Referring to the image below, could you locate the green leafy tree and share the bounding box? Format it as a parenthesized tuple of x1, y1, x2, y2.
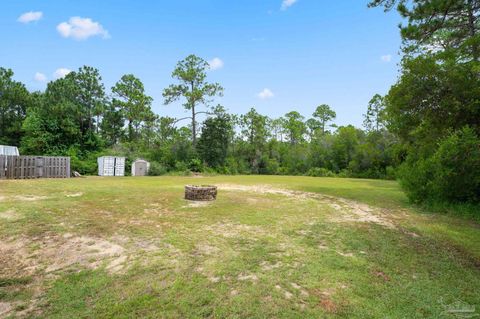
(112, 74, 154, 142)
(239, 108, 269, 172)
(100, 102, 124, 146)
(332, 125, 362, 171)
(369, 0, 480, 61)
(270, 117, 286, 142)
(197, 108, 234, 167)
(21, 80, 82, 155)
(306, 118, 321, 140)
(313, 104, 336, 134)
(363, 94, 386, 132)
(283, 111, 306, 145)
(0, 68, 31, 146)
(163, 55, 223, 146)
(72, 66, 106, 133)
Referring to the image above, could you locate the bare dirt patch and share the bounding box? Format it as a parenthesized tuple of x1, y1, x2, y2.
(183, 201, 211, 208)
(238, 273, 258, 281)
(204, 222, 267, 239)
(42, 235, 126, 273)
(0, 209, 20, 220)
(260, 261, 282, 271)
(65, 192, 83, 198)
(195, 243, 220, 256)
(14, 195, 49, 202)
(217, 183, 396, 229)
(0, 302, 13, 317)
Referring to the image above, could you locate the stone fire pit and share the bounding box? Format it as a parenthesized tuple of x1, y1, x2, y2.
(185, 185, 217, 201)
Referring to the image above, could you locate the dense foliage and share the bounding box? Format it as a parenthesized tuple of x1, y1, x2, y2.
(370, 0, 480, 207)
(0, 61, 398, 179)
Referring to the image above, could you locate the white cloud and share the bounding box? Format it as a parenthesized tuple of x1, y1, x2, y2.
(18, 11, 43, 24)
(208, 57, 224, 71)
(380, 54, 392, 62)
(57, 17, 110, 40)
(281, 0, 298, 10)
(257, 88, 274, 100)
(34, 72, 47, 83)
(54, 68, 72, 79)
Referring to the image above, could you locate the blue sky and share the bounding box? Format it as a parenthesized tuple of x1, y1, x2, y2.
(1, 0, 402, 127)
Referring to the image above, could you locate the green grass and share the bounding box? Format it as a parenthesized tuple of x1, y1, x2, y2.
(0, 176, 479, 318)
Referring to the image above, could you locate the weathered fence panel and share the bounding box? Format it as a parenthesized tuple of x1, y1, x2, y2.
(0, 156, 70, 180)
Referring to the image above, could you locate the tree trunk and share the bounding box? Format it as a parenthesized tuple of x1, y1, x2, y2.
(191, 81, 197, 147)
(192, 104, 196, 146)
(128, 120, 133, 142)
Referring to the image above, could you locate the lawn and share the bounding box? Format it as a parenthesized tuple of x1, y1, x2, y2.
(0, 176, 479, 318)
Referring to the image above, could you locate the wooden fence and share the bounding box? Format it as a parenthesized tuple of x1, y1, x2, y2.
(0, 156, 70, 179)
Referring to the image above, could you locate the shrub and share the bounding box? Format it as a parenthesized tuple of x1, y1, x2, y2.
(399, 126, 480, 204)
(306, 167, 335, 177)
(174, 161, 188, 172)
(430, 127, 480, 202)
(188, 158, 204, 172)
(385, 166, 397, 180)
(148, 162, 168, 176)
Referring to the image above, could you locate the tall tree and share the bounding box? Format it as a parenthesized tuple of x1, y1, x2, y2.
(313, 104, 336, 134)
(197, 108, 234, 167)
(369, 0, 480, 61)
(240, 108, 269, 171)
(283, 111, 306, 145)
(72, 66, 106, 133)
(306, 118, 321, 140)
(100, 101, 124, 146)
(112, 74, 154, 142)
(363, 94, 386, 132)
(163, 55, 223, 146)
(270, 117, 286, 142)
(0, 68, 30, 146)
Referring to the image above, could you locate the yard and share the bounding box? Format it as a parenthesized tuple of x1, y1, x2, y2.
(0, 176, 479, 318)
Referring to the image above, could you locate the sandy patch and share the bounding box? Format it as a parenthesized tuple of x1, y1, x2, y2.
(260, 261, 282, 271)
(65, 192, 83, 198)
(0, 302, 13, 317)
(0, 234, 127, 277)
(0, 209, 20, 220)
(217, 183, 396, 229)
(14, 195, 48, 202)
(291, 282, 309, 296)
(204, 222, 267, 239)
(218, 184, 305, 198)
(195, 243, 220, 256)
(43, 235, 126, 273)
(238, 273, 258, 281)
(330, 199, 395, 229)
(336, 251, 354, 257)
(183, 201, 211, 208)
(275, 285, 293, 299)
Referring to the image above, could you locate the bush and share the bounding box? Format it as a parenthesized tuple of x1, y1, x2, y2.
(306, 167, 335, 177)
(337, 169, 352, 178)
(174, 161, 188, 172)
(188, 158, 204, 172)
(66, 148, 100, 175)
(399, 127, 480, 204)
(148, 162, 168, 176)
(385, 166, 397, 180)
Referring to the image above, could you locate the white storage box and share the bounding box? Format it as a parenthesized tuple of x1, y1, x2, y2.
(97, 156, 125, 176)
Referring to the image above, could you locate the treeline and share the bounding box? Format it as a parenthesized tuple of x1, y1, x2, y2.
(0, 62, 398, 179)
